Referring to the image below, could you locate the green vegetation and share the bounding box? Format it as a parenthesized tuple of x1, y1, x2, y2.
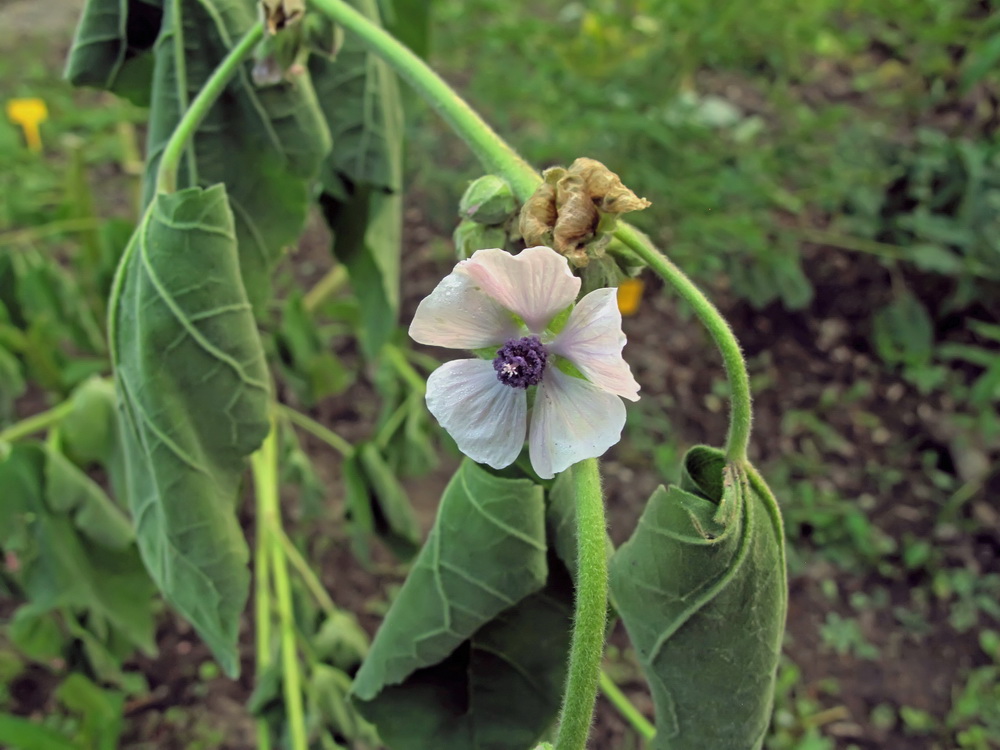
(0, 0, 997, 748)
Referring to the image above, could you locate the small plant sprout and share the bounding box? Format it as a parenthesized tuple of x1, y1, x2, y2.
(410, 246, 640, 478)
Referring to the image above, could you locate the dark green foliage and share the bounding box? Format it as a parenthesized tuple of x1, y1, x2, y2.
(110, 185, 271, 676)
(311, 0, 404, 358)
(610, 447, 787, 750)
(351, 460, 574, 750)
(0, 443, 156, 663)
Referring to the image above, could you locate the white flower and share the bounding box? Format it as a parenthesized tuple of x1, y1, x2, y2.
(409, 246, 640, 479)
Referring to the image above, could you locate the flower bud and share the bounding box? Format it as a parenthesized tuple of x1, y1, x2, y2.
(458, 175, 516, 226)
(453, 219, 508, 260)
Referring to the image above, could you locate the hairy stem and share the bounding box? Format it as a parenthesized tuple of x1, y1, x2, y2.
(555, 459, 608, 750)
(304, 0, 753, 461)
(0, 400, 75, 444)
(598, 671, 656, 742)
(252, 423, 307, 750)
(156, 22, 264, 194)
(615, 226, 752, 461)
(306, 0, 541, 199)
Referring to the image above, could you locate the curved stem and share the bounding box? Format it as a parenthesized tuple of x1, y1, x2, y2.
(615, 226, 752, 461)
(156, 22, 264, 194)
(598, 671, 656, 742)
(169, 0, 197, 188)
(555, 459, 608, 750)
(304, 0, 753, 461)
(306, 0, 541, 199)
(0, 400, 75, 443)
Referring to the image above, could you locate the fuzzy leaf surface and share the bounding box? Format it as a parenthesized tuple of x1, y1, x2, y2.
(352, 460, 573, 750)
(111, 185, 271, 675)
(609, 446, 787, 750)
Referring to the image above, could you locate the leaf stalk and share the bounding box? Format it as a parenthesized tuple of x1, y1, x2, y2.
(252, 423, 308, 750)
(156, 22, 265, 194)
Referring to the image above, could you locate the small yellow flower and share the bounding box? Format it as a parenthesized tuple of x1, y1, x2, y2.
(6, 98, 48, 153)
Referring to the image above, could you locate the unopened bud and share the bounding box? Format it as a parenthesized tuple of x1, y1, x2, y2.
(458, 175, 516, 226)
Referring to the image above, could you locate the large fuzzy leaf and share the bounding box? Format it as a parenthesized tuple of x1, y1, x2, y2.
(609, 447, 787, 750)
(0, 443, 156, 656)
(111, 185, 271, 675)
(351, 460, 573, 750)
(312, 0, 403, 357)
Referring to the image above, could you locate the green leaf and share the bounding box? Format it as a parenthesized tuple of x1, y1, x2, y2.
(274, 293, 354, 404)
(0, 714, 77, 750)
(872, 290, 934, 369)
(352, 460, 573, 750)
(356, 442, 421, 560)
(379, 0, 432, 58)
(0, 443, 156, 657)
(55, 673, 125, 750)
(609, 447, 787, 750)
(111, 185, 272, 676)
(65, 0, 163, 104)
(312, 0, 403, 357)
(43, 448, 133, 550)
(137, 0, 332, 308)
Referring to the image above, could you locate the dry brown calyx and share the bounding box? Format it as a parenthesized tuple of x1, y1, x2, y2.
(519, 157, 650, 267)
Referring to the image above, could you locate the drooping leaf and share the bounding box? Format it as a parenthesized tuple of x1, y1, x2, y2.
(0, 443, 156, 657)
(65, 0, 164, 104)
(311, 0, 403, 357)
(133, 0, 332, 308)
(352, 460, 573, 750)
(111, 185, 271, 675)
(609, 447, 787, 750)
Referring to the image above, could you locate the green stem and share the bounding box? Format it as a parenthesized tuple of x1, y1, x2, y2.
(303, 265, 348, 314)
(252, 423, 308, 750)
(598, 671, 656, 742)
(156, 22, 265, 194)
(615, 226, 752, 461)
(555, 459, 608, 750)
(306, 0, 541, 199)
(384, 345, 426, 395)
(272, 523, 337, 617)
(304, 0, 753, 461)
(169, 0, 197, 187)
(280, 405, 353, 456)
(0, 400, 75, 443)
(254, 469, 273, 750)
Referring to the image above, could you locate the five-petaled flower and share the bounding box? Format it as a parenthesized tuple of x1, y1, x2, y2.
(409, 246, 640, 479)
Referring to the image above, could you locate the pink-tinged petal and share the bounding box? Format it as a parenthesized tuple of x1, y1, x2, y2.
(409, 272, 519, 349)
(550, 288, 640, 401)
(458, 247, 581, 333)
(426, 358, 527, 469)
(528, 367, 626, 479)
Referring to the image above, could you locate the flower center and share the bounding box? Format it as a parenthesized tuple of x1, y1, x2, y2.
(493, 336, 548, 389)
